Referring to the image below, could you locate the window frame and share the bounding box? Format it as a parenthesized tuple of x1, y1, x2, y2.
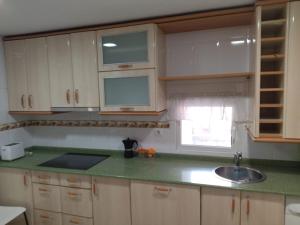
(176, 120, 236, 157)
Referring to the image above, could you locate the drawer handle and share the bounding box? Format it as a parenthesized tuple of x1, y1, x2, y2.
(40, 215, 49, 219)
(118, 64, 133, 69)
(38, 188, 49, 192)
(69, 219, 80, 224)
(154, 186, 172, 194)
(67, 192, 81, 199)
(67, 177, 79, 183)
(38, 175, 50, 179)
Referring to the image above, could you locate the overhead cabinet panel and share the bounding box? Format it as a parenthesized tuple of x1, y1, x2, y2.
(25, 38, 51, 111)
(5, 40, 29, 111)
(47, 34, 74, 107)
(284, 1, 300, 139)
(97, 24, 156, 71)
(70, 31, 99, 108)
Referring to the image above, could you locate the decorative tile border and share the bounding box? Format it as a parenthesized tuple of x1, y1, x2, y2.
(0, 120, 170, 132)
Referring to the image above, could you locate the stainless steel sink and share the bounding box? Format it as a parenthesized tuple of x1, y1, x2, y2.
(214, 166, 266, 184)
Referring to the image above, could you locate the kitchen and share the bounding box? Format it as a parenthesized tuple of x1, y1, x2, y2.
(0, 0, 300, 225)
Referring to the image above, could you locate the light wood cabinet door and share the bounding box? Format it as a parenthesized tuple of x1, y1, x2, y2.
(25, 37, 51, 111)
(93, 177, 131, 225)
(0, 168, 33, 225)
(61, 187, 93, 218)
(284, 1, 300, 138)
(201, 187, 240, 225)
(241, 192, 284, 225)
(71, 31, 99, 108)
(47, 34, 74, 107)
(131, 181, 200, 225)
(4, 40, 28, 111)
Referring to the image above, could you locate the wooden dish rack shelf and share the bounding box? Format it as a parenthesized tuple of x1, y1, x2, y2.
(258, 3, 287, 138)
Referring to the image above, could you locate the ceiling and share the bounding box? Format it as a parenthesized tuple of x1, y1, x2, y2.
(0, 0, 254, 36)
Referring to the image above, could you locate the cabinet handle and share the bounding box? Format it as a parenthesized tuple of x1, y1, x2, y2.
(69, 219, 80, 224)
(21, 95, 26, 108)
(246, 199, 250, 215)
(28, 95, 33, 108)
(154, 186, 172, 194)
(118, 64, 133, 69)
(93, 183, 96, 195)
(38, 175, 50, 180)
(40, 215, 49, 219)
(67, 177, 79, 183)
(231, 198, 235, 213)
(75, 89, 79, 104)
(23, 175, 27, 186)
(38, 188, 49, 192)
(66, 89, 71, 104)
(120, 107, 134, 111)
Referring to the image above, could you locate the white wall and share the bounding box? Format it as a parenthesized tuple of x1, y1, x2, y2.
(0, 27, 300, 161)
(0, 38, 32, 147)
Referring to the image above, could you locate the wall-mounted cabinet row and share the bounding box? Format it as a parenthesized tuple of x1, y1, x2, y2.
(4, 24, 166, 114)
(0, 168, 286, 225)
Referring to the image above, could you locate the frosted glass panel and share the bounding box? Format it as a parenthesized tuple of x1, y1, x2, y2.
(102, 31, 148, 64)
(104, 76, 150, 106)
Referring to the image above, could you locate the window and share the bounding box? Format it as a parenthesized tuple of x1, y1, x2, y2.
(181, 106, 233, 148)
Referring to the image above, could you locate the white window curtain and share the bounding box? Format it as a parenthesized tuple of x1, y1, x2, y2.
(166, 79, 251, 147)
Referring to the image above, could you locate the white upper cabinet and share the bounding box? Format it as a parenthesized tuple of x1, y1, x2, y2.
(70, 31, 99, 107)
(284, 1, 300, 139)
(47, 34, 74, 108)
(25, 38, 51, 111)
(5, 38, 51, 112)
(97, 24, 156, 71)
(48, 32, 99, 108)
(99, 69, 156, 111)
(5, 40, 28, 111)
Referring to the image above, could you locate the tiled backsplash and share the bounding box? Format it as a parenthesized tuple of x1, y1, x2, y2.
(0, 120, 170, 132)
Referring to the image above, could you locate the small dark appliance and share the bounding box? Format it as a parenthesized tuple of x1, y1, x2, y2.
(122, 138, 138, 158)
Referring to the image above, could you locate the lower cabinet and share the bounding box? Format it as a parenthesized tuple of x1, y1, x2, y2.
(201, 188, 285, 225)
(201, 187, 240, 225)
(92, 177, 131, 225)
(0, 168, 33, 225)
(241, 192, 285, 225)
(131, 181, 201, 225)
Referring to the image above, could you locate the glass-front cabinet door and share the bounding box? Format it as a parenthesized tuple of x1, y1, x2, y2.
(97, 24, 156, 71)
(99, 69, 156, 111)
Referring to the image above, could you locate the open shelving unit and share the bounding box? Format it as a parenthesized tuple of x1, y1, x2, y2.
(257, 3, 287, 138)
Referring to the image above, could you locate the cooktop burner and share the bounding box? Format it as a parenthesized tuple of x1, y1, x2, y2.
(38, 153, 110, 170)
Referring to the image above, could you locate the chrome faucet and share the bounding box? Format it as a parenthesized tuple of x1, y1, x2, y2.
(234, 152, 242, 167)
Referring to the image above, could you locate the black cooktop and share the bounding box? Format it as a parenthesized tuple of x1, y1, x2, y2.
(38, 153, 110, 170)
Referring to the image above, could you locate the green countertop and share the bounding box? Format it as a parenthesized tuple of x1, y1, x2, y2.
(1, 146, 300, 196)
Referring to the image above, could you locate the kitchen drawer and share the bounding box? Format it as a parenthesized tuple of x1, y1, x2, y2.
(32, 171, 60, 185)
(34, 209, 62, 225)
(62, 214, 93, 225)
(60, 174, 92, 189)
(33, 183, 61, 212)
(61, 187, 92, 217)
